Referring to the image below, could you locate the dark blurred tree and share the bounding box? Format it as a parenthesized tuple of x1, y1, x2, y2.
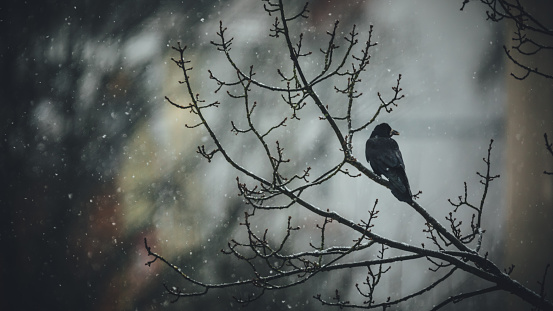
(0, 1, 162, 310)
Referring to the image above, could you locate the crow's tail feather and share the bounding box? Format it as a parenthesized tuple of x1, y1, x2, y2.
(387, 169, 412, 203)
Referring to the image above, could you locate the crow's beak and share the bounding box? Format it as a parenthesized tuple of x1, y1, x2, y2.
(391, 129, 400, 136)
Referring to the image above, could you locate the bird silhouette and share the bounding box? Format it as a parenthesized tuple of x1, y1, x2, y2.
(365, 123, 412, 203)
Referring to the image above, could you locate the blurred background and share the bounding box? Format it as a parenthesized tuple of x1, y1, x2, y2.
(1, 0, 551, 310)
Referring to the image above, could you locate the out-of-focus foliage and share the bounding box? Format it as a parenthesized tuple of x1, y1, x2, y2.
(1, 0, 172, 309)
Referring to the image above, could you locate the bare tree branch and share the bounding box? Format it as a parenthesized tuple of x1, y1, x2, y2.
(545, 133, 553, 175)
(461, 0, 553, 80)
(147, 1, 553, 310)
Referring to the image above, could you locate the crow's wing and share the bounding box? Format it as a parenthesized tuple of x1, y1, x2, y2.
(365, 138, 403, 174)
(365, 137, 412, 202)
(386, 165, 412, 203)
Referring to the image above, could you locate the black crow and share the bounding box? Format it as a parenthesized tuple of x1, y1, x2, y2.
(365, 123, 413, 203)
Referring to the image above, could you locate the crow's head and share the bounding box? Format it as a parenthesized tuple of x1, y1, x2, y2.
(370, 123, 399, 138)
